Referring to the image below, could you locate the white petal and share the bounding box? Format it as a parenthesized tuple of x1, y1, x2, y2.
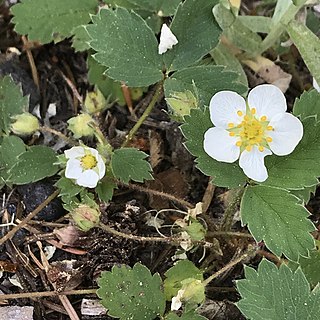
(267, 113, 303, 156)
(86, 147, 99, 157)
(209, 91, 246, 128)
(158, 24, 178, 54)
(96, 155, 106, 178)
(239, 146, 272, 182)
(76, 170, 100, 188)
(204, 127, 240, 163)
(65, 146, 85, 159)
(313, 78, 320, 93)
(65, 159, 82, 179)
(248, 84, 287, 119)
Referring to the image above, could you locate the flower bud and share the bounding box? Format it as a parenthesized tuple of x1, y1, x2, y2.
(67, 113, 95, 138)
(83, 88, 106, 114)
(11, 112, 40, 136)
(71, 205, 100, 231)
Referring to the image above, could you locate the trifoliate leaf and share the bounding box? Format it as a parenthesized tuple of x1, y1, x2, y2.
(111, 148, 153, 183)
(87, 7, 163, 87)
(180, 107, 247, 188)
(0, 136, 26, 184)
(241, 185, 315, 261)
(265, 116, 320, 190)
(164, 66, 247, 108)
(163, 0, 221, 71)
(97, 263, 165, 320)
(0, 76, 28, 136)
(164, 260, 203, 300)
(289, 249, 320, 288)
(287, 20, 320, 87)
(8, 146, 59, 184)
(11, 0, 97, 44)
(237, 259, 320, 320)
(293, 89, 320, 121)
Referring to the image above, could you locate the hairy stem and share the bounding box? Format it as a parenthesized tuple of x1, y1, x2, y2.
(122, 81, 163, 147)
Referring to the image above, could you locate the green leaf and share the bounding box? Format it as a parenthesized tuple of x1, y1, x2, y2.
(237, 16, 272, 33)
(213, 3, 262, 54)
(0, 136, 26, 183)
(87, 7, 163, 87)
(293, 89, 320, 121)
(11, 0, 97, 44)
(289, 249, 320, 288)
(111, 148, 153, 183)
(163, 0, 221, 71)
(164, 260, 203, 300)
(97, 263, 165, 320)
(241, 185, 315, 261)
(180, 107, 247, 188)
(8, 146, 59, 184)
(0, 76, 28, 135)
(106, 0, 181, 16)
(72, 25, 91, 52)
(164, 65, 247, 108)
(96, 173, 117, 203)
(55, 177, 83, 198)
(265, 117, 320, 189)
(210, 42, 248, 88)
(237, 259, 320, 320)
(287, 20, 320, 87)
(291, 185, 316, 204)
(166, 311, 207, 320)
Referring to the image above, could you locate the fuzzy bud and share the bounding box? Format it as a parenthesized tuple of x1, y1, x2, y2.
(67, 113, 95, 138)
(71, 205, 100, 231)
(11, 112, 40, 136)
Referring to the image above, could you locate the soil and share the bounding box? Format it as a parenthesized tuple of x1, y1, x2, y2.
(0, 2, 319, 320)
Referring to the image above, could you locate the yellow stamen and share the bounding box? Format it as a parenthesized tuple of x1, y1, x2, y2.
(251, 108, 256, 115)
(246, 145, 252, 152)
(266, 137, 273, 143)
(81, 154, 97, 170)
(236, 141, 242, 147)
(259, 146, 264, 152)
(260, 116, 267, 121)
(237, 110, 243, 116)
(244, 115, 250, 121)
(267, 125, 273, 131)
(228, 122, 234, 128)
(229, 132, 235, 136)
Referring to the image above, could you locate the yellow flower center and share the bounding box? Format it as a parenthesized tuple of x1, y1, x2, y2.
(81, 154, 97, 170)
(228, 108, 274, 152)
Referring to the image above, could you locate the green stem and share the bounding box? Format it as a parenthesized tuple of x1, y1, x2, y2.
(255, 0, 307, 55)
(202, 246, 257, 286)
(122, 81, 163, 147)
(220, 186, 245, 231)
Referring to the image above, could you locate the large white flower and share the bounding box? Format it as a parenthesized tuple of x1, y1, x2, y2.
(64, 146, 105, 188)
(158, 24, 178, 55)
(204, 84, 303, 182)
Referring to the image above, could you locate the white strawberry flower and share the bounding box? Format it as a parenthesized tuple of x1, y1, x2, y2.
(204, 84, 303, 182)
(65, 146, 105, 188)
(158, 24, 178, 54)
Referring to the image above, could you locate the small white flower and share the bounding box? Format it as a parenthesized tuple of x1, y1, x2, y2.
(65, 146, 105, 188)
(204, 84, 303, 182)
(158, 24, 178, 54)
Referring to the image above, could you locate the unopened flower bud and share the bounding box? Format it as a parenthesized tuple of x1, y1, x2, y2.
(71, 205, 100, 231)
(11, 112, 39, 136)
(83, 88, 106, 114)
(67, 113, 95, 138)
